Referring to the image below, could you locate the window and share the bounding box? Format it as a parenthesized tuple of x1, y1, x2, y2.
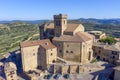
(112, 51, 117, 55)
(64, 20, 66, 24)
(51, 53, 53, 55)
(66, 51, 68, 53)
(56, 21, 61, 26)
(33, 53, 35, 56)
(112, 56, 115, 59)
(58, 44, 60, 47)
(99, 47, 101, 49)
(11, 75, 13, 78)
(83, 45, 85, 47)
(58, 21, 61, 26)
(59, 50, 62, 53)
(56, 33, 59, 37)
(71, 51, 73, 53)
(67, 45, 69, 47)
(99, 50, 101, 53)
(52, 60, 55, 63)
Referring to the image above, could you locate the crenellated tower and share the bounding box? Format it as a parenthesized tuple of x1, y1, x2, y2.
(54, 14, 67, 37)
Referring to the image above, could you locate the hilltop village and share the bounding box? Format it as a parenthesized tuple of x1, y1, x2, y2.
(0, 14, 120, 80)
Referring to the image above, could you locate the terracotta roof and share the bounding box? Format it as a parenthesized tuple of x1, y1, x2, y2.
(64, 24, 81, 32)
(46, 23, 54, 29)
(93, 42, 120, 51)
(41, 23, 82, 32)
(20, 39, 56, 49)
(53, 32, 94, 42)
(40, 41, 56, 50)
(20, 39, 48, 48)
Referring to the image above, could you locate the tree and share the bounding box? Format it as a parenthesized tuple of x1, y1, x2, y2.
(99, 36, 116, 45)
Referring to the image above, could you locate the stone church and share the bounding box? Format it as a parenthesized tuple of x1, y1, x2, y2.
(20, 14, 95, 74)
(40, 14, 95, 64)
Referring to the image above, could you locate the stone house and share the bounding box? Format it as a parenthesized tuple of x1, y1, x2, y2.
(93, 42, 120, 64)
(20, 14, 95, 75)
(4, 62, 18, 80)
(20, 39, 57, 72)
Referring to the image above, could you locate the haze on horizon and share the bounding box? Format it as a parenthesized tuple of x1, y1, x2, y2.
(0, 0, 120, 20)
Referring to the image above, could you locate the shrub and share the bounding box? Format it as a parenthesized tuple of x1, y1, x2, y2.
(99, 36, 116, 45)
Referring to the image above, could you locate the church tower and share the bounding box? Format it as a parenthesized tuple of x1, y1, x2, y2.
(54, 14, 67, 37)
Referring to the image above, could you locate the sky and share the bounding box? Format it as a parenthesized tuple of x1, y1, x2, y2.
(0, 0, 120, 20)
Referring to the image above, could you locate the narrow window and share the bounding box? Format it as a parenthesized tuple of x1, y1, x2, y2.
(59, 50, 62, 53)
(67, 45, 69, 47)
(51, 53, 53, 55)
(66, 51, 68, 53)
(71, 51, 73, 53)
(33, 53, 35, 56)
(64, 20, 66, 24)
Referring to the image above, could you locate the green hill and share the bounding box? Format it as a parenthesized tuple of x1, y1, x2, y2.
(0, 22, 39, 54)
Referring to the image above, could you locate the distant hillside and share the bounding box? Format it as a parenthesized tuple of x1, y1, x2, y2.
(78, 18, 120, 25)
(68, 18, 120, 38)
(0, 22, 40, 54)
(0, 20, 50, 24)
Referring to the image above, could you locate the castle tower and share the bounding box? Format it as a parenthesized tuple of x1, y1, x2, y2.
(54, 14, 67, 37)
(4, 62, 18, 80)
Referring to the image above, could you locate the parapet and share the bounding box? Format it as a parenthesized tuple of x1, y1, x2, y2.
(54, 14, 67, 19)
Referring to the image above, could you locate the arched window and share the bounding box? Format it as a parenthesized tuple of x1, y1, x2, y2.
(52, 60, 55, 63)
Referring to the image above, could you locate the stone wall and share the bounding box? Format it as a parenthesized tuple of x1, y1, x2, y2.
(114, 69, 120, 80)
(39, 46, 57, 70)
(53, 40, 93, 64)
(63, 42, 81, 62)
(21, 46, 39, 72)
(93, 45, 120, 64)
(49, 64, 85, 74)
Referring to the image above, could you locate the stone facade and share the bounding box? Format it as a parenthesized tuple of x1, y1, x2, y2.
(39, 45, 57, 70)
(4, 62, 18, 80)
(21, 45, 39, 72)
(53, 38, 93, 64)
(114, 66, 120, 80)
(54, 14, 67, 37)
(20, 39, 57, 72)
(21, 14, 95, 77)
(39, 23, 54, 39)
(39, 14, 94, 65)
(93, 42, 120, 64)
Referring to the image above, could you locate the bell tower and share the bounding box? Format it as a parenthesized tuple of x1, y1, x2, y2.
(54, 14, 67, 37)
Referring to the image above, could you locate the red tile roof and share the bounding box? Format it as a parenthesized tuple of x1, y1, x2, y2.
(64, 24, 83, 32)
(42, 23, 82, 33)
(20, 39, 56, 49)
(53, 32, 94, 42)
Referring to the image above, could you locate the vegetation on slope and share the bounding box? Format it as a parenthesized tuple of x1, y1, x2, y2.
(99, 36, 116, 45)
(0, 22, 39, 54)
(68, 19, 120, 38)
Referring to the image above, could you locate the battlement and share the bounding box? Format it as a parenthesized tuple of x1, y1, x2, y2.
(54, 14, 67, 19)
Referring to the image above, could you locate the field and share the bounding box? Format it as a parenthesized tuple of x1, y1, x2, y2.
(0, 22, 39, 54)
